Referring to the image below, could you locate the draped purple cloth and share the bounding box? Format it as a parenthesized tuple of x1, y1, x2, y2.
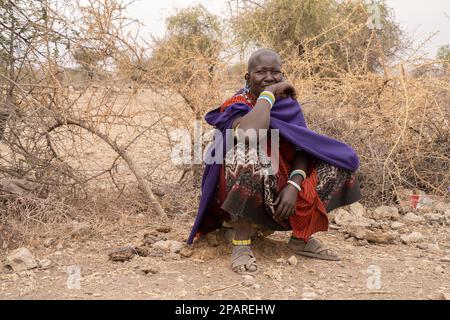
(187, 96, 359, 244)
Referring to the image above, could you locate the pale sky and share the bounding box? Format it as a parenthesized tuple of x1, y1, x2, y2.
(127, 0, 450, 58)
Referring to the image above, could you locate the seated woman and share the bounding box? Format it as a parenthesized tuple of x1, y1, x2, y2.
(187, 48, 362, 275)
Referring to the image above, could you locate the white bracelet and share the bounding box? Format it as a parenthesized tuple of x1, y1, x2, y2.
(287, 180, 302, 192)
(257, 96, 274, 108)
(234, 123, 241, 136)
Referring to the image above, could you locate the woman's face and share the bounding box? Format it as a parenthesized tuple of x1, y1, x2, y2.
(245, 54, 284, 97)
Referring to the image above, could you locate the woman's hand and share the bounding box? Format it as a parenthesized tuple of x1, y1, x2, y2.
(273, 184, 299, 220)
(265, 81, 297, 100)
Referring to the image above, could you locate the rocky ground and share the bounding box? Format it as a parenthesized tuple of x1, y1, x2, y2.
(1, 200, 449, 300)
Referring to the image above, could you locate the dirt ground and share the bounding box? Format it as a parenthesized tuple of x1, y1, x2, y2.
(1, 212, 449, 300)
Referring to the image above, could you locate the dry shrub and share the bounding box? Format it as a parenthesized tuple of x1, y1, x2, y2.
(227, 0, 449, 206)
(0, 194, 75, 249)
(289, 65, 449, 206)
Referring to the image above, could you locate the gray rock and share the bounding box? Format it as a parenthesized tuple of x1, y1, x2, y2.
(400, 232, 424, 244)
(6, 247, 38, 272)
(43, 239, 55, 248)
(152, 240, 184, 253)
(301, 291, 319, 300)
(432, 201, 450, 214)
(242, 275, 255, 287)
(444, 210, 450, 225)
(391, 221, 406, 230)
(38, 259, 52, 270)
(372, 206, 400, 220)
(287, 256, 298, 266)
(424, 213, 444, 224)
(438, 292, 450, 300)
(416, 243, 429, 250)
(346, 226, 398, 244)
(180, 247, 193, 258)
(402, 212, 425, 224)
(428, 243, 441, 253)
(162, 253, 181, 261)
(356, 239, 370, 246)
(0, 179, 42, 197)
(347, 202, 366, 217)
(434, 265, 446, 274)
(168, 241, 184, 253)
(334, 209, 375, 228)
(140, 265, 159, 275)
(109, 247, 136, 262)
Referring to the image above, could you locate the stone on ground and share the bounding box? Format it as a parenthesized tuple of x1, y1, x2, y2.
(372, 206, 400, 220)
(400, 232, 424, 244)
(334, 209, 375, 228)
(346, 226, 397, 244)
(287, 256, 298, 266)
(391, 222, 406, 230)
(6, 247, 38, 272)
(152, 240, 184, 253)
(402, 212, 425, 224)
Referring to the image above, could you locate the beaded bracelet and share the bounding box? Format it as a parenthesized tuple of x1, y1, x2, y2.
(257, 90, 275, 108)
(232, 239, 251, 246)
(257, 96, 273, 108)
(289, 169, 307, 181)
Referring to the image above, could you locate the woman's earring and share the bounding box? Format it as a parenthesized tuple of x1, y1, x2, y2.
(244, 81, 250, 90)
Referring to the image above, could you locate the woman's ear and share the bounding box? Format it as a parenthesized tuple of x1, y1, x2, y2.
(244, 73, 250, 81)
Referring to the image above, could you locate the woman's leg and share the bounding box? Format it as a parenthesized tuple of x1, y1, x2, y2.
(234, 218, 252, 240)
(231, 218, 258, 274)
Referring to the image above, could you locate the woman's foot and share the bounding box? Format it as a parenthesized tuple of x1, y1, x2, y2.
(231, 244, 259, 275)
(288, 236, 340, 261)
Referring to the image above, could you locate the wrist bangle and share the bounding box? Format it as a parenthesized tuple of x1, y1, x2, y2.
(257, 91, 275, 108)
(234, 123, 241, 136)
(257, 96, 273, 108)
(260, 90, 275, 102)
(287, 180, 302, 192)
(289, 169, 307, 180)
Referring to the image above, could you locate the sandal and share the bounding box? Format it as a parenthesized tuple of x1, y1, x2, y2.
(231, 245, 259, 275)
(288, 237, 341, 261)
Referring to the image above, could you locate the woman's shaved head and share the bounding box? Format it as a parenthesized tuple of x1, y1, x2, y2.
(247, 48, 282, 72)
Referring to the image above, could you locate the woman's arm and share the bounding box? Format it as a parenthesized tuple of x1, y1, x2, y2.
(232, 99, 271, 132)
(232, 82, 297, 132)
(289, 150, 310, 186)
(274, 150, 310, 220)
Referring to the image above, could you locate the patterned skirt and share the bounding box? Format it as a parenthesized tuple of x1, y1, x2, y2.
(201, 138, 362, 241)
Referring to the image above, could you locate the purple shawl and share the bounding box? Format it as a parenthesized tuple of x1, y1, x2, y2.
(187, 96, 359, 244)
